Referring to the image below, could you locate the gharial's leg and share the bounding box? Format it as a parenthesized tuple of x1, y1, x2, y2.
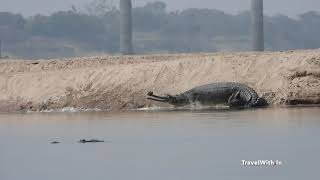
(186, 93, 197, 106)
(228, 91, 246, 107)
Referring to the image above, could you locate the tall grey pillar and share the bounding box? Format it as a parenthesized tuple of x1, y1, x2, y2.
(0, 40, 2, 58)
(120, 0, 133, 55)
(251, 0, 264, 51)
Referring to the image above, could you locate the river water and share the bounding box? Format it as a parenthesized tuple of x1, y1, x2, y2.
(0, 107, 319, 180)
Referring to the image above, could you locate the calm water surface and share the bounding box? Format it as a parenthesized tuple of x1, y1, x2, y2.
(0, 107, 320, 180)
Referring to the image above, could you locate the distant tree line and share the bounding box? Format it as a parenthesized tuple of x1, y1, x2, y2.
(0, 1, 320, 59)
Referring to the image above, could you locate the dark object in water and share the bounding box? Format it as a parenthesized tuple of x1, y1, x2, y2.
(147, 82, 268, 108)
(78, 139, 105, 143)
(51, 141, 61, 144)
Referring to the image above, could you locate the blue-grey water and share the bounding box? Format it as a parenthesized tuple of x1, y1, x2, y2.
(0, 107, 320, 180)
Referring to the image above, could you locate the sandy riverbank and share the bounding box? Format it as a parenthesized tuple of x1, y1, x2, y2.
(0, 49, 320, 112)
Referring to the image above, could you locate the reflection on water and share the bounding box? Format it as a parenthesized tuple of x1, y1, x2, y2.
(0, 107, 320, 180)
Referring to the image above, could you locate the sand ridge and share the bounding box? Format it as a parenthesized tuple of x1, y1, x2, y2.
(0, 49, 320, 112)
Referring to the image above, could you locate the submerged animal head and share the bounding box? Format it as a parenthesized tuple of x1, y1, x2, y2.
(147, 92, 189, 106)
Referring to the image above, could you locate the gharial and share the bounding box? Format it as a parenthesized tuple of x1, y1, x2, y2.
(147, 82, 268, 107)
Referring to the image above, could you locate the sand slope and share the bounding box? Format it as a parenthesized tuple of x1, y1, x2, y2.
(0, 49, 320, 112)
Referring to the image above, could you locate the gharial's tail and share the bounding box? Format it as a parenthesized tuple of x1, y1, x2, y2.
(252, 97, 269, 107)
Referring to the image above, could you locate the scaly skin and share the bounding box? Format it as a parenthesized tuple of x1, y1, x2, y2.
(147, 82, 268, 107)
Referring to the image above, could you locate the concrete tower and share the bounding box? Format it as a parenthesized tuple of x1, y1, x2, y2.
(120, 0, 133, 55)
(251, 0, 264, 51)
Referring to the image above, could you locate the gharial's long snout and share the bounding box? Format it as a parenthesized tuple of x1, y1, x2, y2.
(147, 91, 170, 103)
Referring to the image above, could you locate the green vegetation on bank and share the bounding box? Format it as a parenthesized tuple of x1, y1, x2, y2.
(0, 1, 320, 59)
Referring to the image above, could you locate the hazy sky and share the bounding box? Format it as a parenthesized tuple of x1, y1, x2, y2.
(0, 0, 319, 17)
